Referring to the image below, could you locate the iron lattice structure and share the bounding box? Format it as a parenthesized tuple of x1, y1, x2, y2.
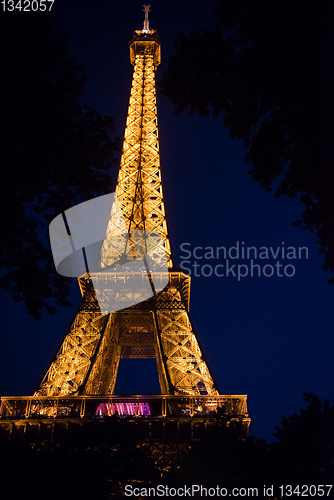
(34, 25, 220, 400)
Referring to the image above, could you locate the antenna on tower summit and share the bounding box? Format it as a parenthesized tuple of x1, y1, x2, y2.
(142, 4, 151, 33)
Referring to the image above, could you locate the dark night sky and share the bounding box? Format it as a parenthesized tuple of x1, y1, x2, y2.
(1, 0, 333, 442)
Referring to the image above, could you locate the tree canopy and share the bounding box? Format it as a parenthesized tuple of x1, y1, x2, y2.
(167, 393, 334, 497)
(0, 12, 120, 319)
(159, 0, 334, 283)
(271, 392, 334, 487)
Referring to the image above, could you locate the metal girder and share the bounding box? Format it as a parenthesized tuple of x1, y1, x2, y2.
(35, 286, 108, 397)
(101, 36, 172, 269)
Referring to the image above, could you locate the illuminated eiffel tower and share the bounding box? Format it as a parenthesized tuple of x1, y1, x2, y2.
(1, 7, 249, 434)
(34, 7, 219, 401)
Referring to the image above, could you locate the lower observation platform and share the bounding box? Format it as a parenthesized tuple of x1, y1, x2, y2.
(0, 395, 250, 431)
(0, 394, 249, 419)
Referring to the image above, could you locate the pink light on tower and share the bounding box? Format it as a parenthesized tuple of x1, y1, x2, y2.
(95, 401, 151, 416)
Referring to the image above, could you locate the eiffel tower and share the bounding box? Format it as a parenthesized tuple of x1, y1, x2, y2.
(1, 7, 249, 435)
(34, 7, 219, 401)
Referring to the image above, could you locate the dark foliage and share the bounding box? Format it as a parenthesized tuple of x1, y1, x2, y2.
(0, 417, 160, 500)
(270, 392, 334, 488)
(0, 12, 120, 319)
(167, 393, 334, 498)
(168, 418, 270, 496)
(159, 0, 334, 283)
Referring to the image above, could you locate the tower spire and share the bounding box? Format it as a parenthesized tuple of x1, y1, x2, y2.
(142, 4, 151, 33)
(101, 11, 169, 269)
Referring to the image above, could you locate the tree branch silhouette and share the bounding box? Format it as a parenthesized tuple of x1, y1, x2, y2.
(159, 0, 334, 283)
(0, 12, 120, 319)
